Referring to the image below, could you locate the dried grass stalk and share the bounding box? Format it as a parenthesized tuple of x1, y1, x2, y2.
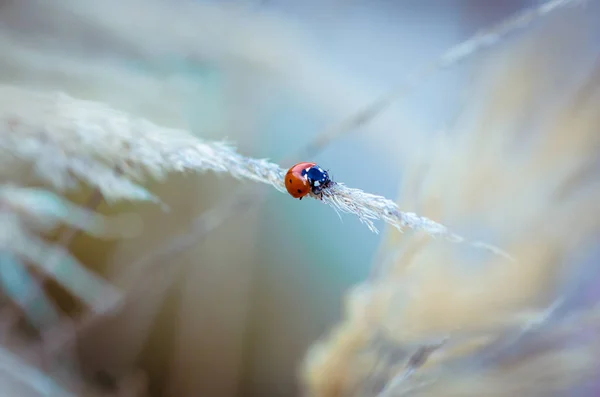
(0, 84, 510, 258)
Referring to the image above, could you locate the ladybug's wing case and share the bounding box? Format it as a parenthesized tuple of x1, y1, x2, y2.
(284, 169, 310, 198)
(284, 162, 321, 199)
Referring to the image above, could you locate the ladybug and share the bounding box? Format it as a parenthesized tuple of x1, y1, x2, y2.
(284, 162, 332, 200)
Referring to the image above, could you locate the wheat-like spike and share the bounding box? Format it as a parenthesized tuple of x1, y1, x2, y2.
(321, 182, 514, 260)
(0, 85, 512, 259)
(0, 85, 286, 203)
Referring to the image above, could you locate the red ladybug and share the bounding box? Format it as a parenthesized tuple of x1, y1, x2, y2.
(284, 162, 331, 200)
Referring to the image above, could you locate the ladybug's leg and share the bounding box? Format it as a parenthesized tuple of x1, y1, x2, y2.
(299, 196, 303, 200)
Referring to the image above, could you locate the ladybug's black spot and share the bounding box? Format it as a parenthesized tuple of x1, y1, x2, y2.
(297, 189, 302, 194)
(289, 179, 292, 183)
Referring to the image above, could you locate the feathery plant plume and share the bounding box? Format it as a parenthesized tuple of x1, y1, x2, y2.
(299, 4, 600, 396)
(0, 84, 511, 259)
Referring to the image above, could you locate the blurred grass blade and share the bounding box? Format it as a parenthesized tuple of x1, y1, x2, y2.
(1, 186, 141, 239)
(0, 345, 75, 397)
(0, 251, 60, 329)
(13, 231, 122, 313)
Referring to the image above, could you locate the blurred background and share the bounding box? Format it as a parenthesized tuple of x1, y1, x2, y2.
(0, 0, 599, 396)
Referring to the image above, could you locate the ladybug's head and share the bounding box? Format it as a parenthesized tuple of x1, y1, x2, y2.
(304, 165, 331, 195)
